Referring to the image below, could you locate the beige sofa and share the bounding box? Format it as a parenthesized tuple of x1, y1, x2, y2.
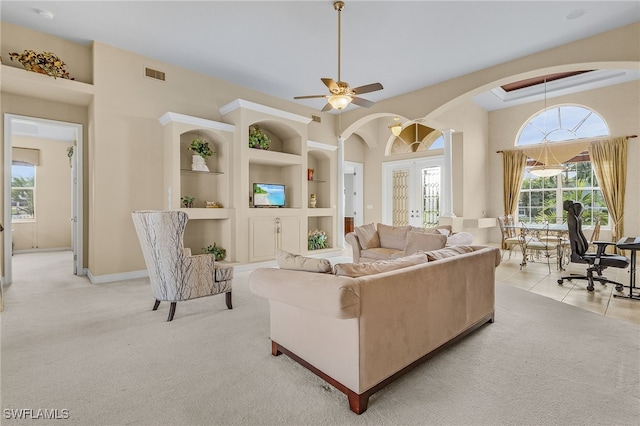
(249, 245, 500, 414)
(346, 222, 474, 263)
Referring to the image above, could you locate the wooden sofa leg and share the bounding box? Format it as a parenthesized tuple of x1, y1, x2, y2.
(225, 291, 233, 310)
(167, 302, 176, 322)
(153, 299, 161, 311)
(271, 341, 282, 356)
(347, 391, 369, 414)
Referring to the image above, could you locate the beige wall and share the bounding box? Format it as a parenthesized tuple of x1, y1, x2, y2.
(11, 136, 72, 250)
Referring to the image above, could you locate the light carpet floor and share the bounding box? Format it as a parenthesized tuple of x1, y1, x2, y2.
(1, 251, 639, 425)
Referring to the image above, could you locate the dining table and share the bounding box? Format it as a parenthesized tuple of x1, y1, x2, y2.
(504, 222, 570, 271)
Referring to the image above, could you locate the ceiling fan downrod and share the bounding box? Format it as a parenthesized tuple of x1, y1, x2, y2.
(335, 1, 344, 83)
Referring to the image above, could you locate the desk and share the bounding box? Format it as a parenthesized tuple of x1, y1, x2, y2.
(614, 236, 640, 301)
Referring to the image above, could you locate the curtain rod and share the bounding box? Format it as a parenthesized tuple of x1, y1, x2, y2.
(496, 135, 637, 154)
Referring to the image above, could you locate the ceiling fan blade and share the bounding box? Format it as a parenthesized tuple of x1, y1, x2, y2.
(321, 78, 339, 92)
(351, 97, 375, 108)
(294, 95, 328, 99)
(321, 102, 334, 112)
(351, 82, 383, 95)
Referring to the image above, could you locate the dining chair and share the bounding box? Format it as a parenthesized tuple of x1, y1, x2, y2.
(498, 215, 520, 259)
(518, 222, 558, 274)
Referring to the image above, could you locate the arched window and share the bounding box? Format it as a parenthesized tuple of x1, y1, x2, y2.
(516, 105, 609, 226)
(517, 105, 608, 145)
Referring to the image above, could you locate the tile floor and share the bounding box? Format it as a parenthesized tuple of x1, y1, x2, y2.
(497, 247, 640, 325)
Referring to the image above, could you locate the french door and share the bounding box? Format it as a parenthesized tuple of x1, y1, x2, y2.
(383, 158, 443, 228)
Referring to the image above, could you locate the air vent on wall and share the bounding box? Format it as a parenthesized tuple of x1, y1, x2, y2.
(311, 115, 321, 123)
(145, 67, 166, 81)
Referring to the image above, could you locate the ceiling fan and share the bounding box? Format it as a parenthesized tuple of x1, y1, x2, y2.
(294, 1, 383, 112)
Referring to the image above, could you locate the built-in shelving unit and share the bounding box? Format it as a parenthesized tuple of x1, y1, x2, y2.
(306, 140, 338, 253)
(159, 101, 339, 264)
(159, 112, 235, 259)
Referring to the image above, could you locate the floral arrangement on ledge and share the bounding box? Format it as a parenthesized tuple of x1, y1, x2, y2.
(308, 229, 328, 250)
(9, 50, 74, 80)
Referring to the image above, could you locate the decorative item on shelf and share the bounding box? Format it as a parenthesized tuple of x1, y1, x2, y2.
(9, 50, 74, 79)
(307, 168, 315, 181)
(205, 201, 223, 208)
(181, 196, 195, 208)
(309, 193, 317, 208)
(203, 243, 226, 261)
(189, 137, 215, 172)
(308, 229, 328, 250)
(248, 126, 270, 150)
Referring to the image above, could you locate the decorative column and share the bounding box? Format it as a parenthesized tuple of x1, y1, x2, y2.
(336, 136, 345, 248)
(441, 129, 455, 218)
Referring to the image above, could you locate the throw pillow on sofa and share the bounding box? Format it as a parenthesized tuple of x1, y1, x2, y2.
(422, 245, 474, 261)
(377, 223, 408, 250)
(334, 253, 427, 278)
(276, 249, 332, 273)
(404, 232, 447, 255)
(354, 223, 380, 250)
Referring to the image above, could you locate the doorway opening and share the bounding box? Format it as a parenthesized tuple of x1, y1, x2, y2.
(343, 161, 363, 237)
(3, 114, 84, 285)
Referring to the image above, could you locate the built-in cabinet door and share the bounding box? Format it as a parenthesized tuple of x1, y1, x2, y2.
(249, 216, 301, 261)
(279, 216, 301, 254)
(250, 217, 278, 261)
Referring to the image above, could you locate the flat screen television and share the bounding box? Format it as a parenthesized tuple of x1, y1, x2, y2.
(253, 183, 285, 207)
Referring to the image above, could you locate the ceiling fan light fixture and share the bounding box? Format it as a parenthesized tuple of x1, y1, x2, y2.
(328, 94, 351, 110)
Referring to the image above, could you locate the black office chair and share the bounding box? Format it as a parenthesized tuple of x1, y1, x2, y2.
(557, 200, 629, 292)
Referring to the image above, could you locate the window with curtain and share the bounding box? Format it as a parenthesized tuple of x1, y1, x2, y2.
(516, 105, 609, 224)
(12, 162, 36, 221)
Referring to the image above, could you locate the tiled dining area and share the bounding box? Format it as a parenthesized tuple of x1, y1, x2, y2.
(496, 248, 640, 325)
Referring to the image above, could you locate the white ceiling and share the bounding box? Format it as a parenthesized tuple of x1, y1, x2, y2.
(2, 0, 639, 114)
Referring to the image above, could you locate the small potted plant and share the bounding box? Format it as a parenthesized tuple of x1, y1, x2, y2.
(181, 196, 195, 208)
(203, 243, 226, 261)
(189, 137, 215, 171)
(249, 126, 270, 150)
(308, 229, 328, 250)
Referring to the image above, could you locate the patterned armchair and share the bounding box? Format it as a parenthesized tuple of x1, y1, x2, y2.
(132, 210, 233, 321)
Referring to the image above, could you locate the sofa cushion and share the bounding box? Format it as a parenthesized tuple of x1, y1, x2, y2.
(446, 232, 474, 246)
(276, 249, 332, 273)
(422, 245, 474, 261)
(404, 232, 447, 255)
(361, 247, 402, 261)
(410, 224, 452, 235)
(334, 253, 427, 278)
(355, 223, 380, 250)
(377, 224, 408, 250)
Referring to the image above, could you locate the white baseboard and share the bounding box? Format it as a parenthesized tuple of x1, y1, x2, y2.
(87, 269, 148, 284)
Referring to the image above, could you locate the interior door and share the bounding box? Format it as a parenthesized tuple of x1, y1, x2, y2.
(383, 158, 443, 227)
